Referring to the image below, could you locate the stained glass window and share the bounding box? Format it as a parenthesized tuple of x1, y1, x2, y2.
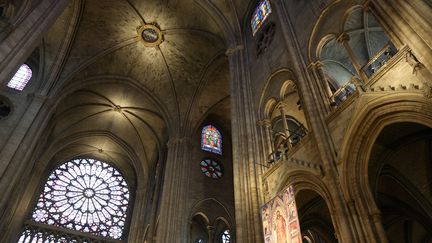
(18, 158, 130, 242)
(251, 0, 272, 36)
(7, 64, 32, 91)
(200, 159, 223, 179)
(201, 125, 222, 155)
(222, 229, 231, 243)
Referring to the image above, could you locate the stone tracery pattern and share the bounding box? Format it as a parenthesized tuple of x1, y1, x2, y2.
(200, 159, 223, 179)
(29, 158, 130, 240)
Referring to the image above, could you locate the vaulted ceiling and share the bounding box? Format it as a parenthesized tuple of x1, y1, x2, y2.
(35, 0, 246, 182)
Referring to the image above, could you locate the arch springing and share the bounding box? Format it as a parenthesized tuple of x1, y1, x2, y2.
(201, 125, 222, 155)
(19, 158, 130, 241)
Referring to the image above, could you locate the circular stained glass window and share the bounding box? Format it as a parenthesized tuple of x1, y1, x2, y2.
(200, 159, 223, 179)
(31, 158, 130, 240)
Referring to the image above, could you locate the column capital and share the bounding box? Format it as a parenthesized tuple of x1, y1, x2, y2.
(277, 102, 288, 110)
(166, 137, 191, 148)
(257, 119, 272, 127)
(225, 45, 244, 56)
(307, 61, 324, 69)
(337, 32, 350, 43)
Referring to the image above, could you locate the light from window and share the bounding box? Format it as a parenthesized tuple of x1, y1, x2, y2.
(200, 159, 223, 179)
(222, 229, 231, 243)
(201, 125, 222, 155)
(19, 158, 130, 241)
(7, 64, 32, 91)
(251, 0, 272, 36)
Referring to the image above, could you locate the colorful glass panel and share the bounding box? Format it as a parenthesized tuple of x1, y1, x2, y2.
(201, 125, 222, 155)
(27, 158, 130, 240)
(200, 159, 223, 179)
(251, 0, 272, 36)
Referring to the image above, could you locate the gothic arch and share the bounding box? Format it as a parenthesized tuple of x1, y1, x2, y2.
(276, 169, 343, 242)
(339, 93, 432, 240)
(189, 198, 234, 226)
(308, 0, 364, 62)
(258, 68, 297, 119)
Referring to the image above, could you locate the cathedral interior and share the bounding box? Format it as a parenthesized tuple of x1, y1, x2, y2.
(0, 0, 431, 242)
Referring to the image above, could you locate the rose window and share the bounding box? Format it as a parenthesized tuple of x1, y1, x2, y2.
(19, 158, 130, 242)
(200, 159, 223, 179)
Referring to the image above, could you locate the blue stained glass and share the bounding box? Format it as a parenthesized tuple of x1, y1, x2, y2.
(251, 0, 272, 36)
(201, 125, 222, 155)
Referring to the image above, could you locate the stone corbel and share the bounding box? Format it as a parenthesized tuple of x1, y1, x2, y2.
(350, 76, 365, 93)
(405, 50, 432, 98)
(405, 50, 424, 75)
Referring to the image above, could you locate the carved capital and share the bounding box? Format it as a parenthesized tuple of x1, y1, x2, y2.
(308, 61, 324, 69)
(225, 45, 244, 56)
(257, 119, 272, 128)
(405, 50, 424, 74)
(336, 32, 350, 43)
(166, 137, 191, 148)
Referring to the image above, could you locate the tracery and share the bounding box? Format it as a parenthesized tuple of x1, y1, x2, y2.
(18, 158, 130, 242)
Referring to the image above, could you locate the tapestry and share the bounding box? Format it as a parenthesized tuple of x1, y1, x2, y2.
(261, 185, 302, 243)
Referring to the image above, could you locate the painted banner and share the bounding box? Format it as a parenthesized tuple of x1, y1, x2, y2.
(261, 185, 302, 243)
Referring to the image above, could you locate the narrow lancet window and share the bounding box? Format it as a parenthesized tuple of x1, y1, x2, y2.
(251, 0, 272, 36)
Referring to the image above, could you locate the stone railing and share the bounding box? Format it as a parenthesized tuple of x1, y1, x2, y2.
(18, 222, 123, 243)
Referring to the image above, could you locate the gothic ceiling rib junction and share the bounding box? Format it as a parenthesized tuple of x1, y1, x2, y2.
(38, 0, 246, 177)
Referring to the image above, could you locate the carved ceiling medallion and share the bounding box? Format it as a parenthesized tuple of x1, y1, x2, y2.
(138, 24, 163, 47)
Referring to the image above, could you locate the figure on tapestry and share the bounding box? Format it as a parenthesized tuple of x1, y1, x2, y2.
(261, 185, 302, 243)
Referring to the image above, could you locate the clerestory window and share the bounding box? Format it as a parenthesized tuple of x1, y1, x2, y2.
(7, 64, 32, 91)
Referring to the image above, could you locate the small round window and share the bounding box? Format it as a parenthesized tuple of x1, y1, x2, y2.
(200, 159, 223, 179)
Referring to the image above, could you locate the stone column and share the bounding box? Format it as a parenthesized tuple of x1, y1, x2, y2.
(257, 119, 275, 164)
(273, 1, 359, 242)
(278, 103, 292, 149)
(336, 33, 368, 82)
(263, 119, 275, 162)
(156, 137, 192, 243)
(0, 0, 69, 84)
(226, 45, 264, 242)
(207, 225, 214, 243)
(370, 210, 388, 243)
(308, 61, 333, 112)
